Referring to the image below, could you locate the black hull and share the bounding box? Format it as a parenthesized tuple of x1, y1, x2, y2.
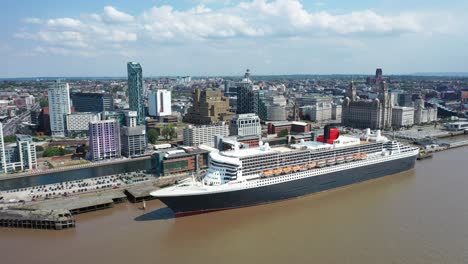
(157, 155, 416, 217)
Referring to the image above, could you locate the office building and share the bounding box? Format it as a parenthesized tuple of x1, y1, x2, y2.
(230, 114, 261, 137)
(332, 103, 342, 122)
(342, 81, 393, 130)
(89, 120, 121, 161)
(392, 107, 415, 128)
(127, 62, 145, 125)
(183, 123, 229, 147)
(152, 146, 209, 176)
(121, 111, 146, 157)
(148, 89, 172, 117)
(267, 121, 312, 135)
(48, 80, 71, 137)
(183, 88, 233, 125)
(65, 112, 100, 136)
(236, 69, 257, 115)
(71, 92, 113, 113)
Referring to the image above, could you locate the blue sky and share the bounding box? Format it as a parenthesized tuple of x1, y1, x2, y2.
(1, 0, 468, 77)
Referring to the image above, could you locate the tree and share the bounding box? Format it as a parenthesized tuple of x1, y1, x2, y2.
(35, 145, 44, 152)
(148, 129, 160, 144)
(42, 146, 72, 157)
(161, 125, 176, 141)
(39, 98, 49, 107)
(3, 135, 16, 143)
(278, 129, 289, 137)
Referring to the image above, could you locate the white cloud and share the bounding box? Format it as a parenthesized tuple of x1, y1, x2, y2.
(102, 6, 134, 23)
(23, 18, 42, 24)
(15, 1, 455, 57)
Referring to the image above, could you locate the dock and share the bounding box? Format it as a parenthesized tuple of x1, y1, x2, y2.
(0, 208, 75, 230)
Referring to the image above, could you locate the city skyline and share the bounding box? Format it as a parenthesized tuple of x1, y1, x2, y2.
(2, 0, 468, 78)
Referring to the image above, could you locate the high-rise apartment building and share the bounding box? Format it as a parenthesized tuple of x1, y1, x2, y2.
(148, 89, 172, 117)
(183, 88, 233, 125)
(183, 123, 229, 147)
(89, 120, 121, 161)
(71, 92, 113, 112)
(48, 80, 71, 137)
(0, 124, 37, 173)
(127, 62, 145, 125)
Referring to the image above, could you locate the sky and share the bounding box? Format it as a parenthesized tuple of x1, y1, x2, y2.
(1, 0, 468, 78)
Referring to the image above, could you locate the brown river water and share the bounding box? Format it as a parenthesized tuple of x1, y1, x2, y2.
(1, 145, 467, 264)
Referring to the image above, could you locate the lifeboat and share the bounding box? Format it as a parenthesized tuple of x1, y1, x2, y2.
(353, 154, 361, 160)
(282, 167, 292, 174)
(307, 162, 317, 169)
(326, 158, 336, 166)
(336, 157, 345, 164)
(300, 165, 308, 171)
(360, 153, 368, 160)
(273, 168, 283, 175)
(316, 160, 326, 168)
(345, 155, 354, 162)
(292, 166, 302, 172)
(263, 170, 274, 177)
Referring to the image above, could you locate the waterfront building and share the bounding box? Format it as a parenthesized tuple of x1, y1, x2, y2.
(229, 114, 261, 137)
(65, 112, 100, 136)
(127, 62, 145, 125)
(89, 120, 121, 161)
(342, 81, 393, 130)
(71, 92, 113, 113)
(183, 123, 229, 147)
(120, 125, 147, 157)
(414, 96, 438, 125)
(152, 146, 209, 176)
(0, 125, 37, 173)
(391, 107, 415, 128)
(300, 97, 333, 122)
(48, 80, 71, 137)
(148, 89, 172, 117)
(183, 88, 233, 125)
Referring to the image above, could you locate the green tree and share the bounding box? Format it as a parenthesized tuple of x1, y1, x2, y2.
(278, 129, 289, 137)
(39, 98, 49, 107)
(3, 135, 16, 143)
(35, 145, 44, 152)
(161, 125, 176, 141)
(43, 146, 72, 157)
(147, 129, 160, 144)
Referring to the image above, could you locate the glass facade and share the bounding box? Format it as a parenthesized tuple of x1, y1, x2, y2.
(127, 62, 145, 125)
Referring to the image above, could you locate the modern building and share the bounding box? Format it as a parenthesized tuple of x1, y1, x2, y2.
(183, 88, 233, 125)
(120, 125, 147, 157)
(48, 80, 71, 137)
(414, 96, 438, 125)
(391, 107, 415, 128)
(65, 112, 100, 136)
(71, 92, 113, 113)
(0, 125, 37, 173)
(183, 123, 229, 147)
(148, 89, 172, 117)
(230, 114, 261, 137)
(236, 69, 258, 115)
(342, 81, 393, 130)
(152, 146, 209, 176)
(127, 62, 145, 125)
(124, 110, 138, 127)
(89, 120, 121, 161)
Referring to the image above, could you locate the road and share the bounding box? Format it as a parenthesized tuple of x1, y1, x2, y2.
(2, 103, 40, 136)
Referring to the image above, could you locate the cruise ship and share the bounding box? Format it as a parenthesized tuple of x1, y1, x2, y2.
(151, 128, 419, 217)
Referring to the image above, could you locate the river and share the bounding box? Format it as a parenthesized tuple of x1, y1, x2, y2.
(0, 146, 467, 264)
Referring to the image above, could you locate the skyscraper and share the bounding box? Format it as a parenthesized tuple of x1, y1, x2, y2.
(127, 62, 145, 125)
(148, 89, 172, 117)
(121, 111, 147, 157)
(236, 69, 257, 115)
(48, 80, 71, 137)
(89, 120, 121, 161)
(71, 92, 113, 112)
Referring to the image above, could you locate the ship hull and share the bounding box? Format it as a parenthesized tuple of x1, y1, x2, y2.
(157, 155, 416, 217)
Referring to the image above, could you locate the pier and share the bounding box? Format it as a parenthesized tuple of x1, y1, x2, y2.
(0, 208, 75, 230)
